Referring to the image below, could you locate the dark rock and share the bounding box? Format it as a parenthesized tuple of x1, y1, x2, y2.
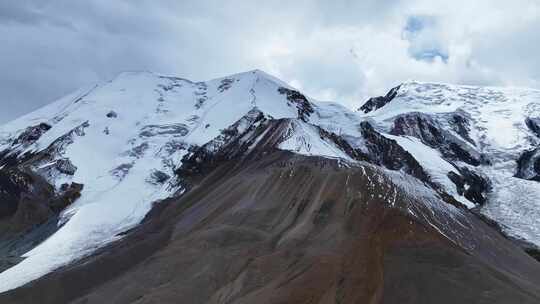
(12, 123, 52, 146)
(217, 78, 235, 92)
(390, 113, 481, 166)
(10, 195, 54, 233)
(391, 113, 443, 144)
(313, 200, 334, 225)
(177, 111, 365, 183)
(5, 172, 55, 234)
(0, 165, 82, 236)
(448, 167, 490, 205)
(360, 121, 430, 183)
(25, 121, 91, 170)
(111, 163, 134, 180)
(127, 143, 149, 159)
(176, 110, 268, 177)
(525, 117, 540, 138)
(525, 248, 540, 262)
(106, 111, 118, 118)
(277, 87, 314, 122)
(317, 128, 369, 162)
(515, 148, 540, 181)
(0, 169, 33, 219)
(149, 170, 170, 184)
(162, 140, 188, 155)
(449, 112, 475, 145)
(34, 158, 78, 181)
(49, 183, 83, 213)
(358, 85, 400, 113)
(139, 124, 189, 138)
(55, 158, 77, 176)
(194, 97, 206, 109)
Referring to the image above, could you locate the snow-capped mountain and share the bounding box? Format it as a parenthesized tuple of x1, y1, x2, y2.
(0, 71, 539, 303)
(0, 70, 363, 291)
(361, 81, 540, 246)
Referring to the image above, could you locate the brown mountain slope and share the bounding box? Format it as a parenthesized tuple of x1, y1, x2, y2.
(1, 151, 540, 304)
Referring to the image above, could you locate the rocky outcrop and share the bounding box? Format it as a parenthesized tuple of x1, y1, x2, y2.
(0, 123, 52, 168)
(12, 123, 51, 146)
(360, 121, 430, 183)
(515, 148, 540, 181)
(0, 172, 83, 274)
(448, 167, 490, 205)
(277, 87, 314, 122)
(390, 112, 481, 166)
(0, 169, 36, 220)
(449, 112, 475, 145)
(176, 109, 268, 177)
(177, 109, 363, 180)
(0, 167, 83, 235)
(526, 117, 540, 138)
(358, 85, 400, 113)
(49, 183, 83, 213)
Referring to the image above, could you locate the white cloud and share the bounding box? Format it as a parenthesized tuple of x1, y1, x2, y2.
(0, 0, 539, 122)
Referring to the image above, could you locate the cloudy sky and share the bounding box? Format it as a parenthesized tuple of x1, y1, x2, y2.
(1, 0, 539, 123)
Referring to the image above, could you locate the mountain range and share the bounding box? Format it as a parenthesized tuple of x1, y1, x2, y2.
(0, 70, 539, 303)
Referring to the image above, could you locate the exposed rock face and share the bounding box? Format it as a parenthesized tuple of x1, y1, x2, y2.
(218, 78, 235, 92)
(139, 124, 190, 138)
(0, 136, 84, 277)
(277, 87, 314, 122)
(0, 120, 87, 234)
(0, 167, 82, 235)
(0, 123, 52, 168)
(449, 112, 475, 145)
(49, 183, 83, 213)
(516, 118, 540, 181)
(526, 117, 540, 138)
(448, 167, 490, 205)
(390, 113, 480, 166)
(12, 123, 51, 146)
(0, 169, 36, 220)
(176, 109, 268, 177)
(0, 170, 83, 274)
(359, 121, 430, 183)
(148, 170, 170, 185)
(358, 85, 400, 113)
(106, 111, 118, 118)
(515, 148, 540, 181)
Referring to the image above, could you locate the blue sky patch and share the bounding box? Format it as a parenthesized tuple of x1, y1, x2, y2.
(403, 15, 449, 63)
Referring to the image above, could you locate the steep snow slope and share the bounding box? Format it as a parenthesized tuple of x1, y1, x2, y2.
(362, 81, 540, 246)
(0, 70, 358, 292)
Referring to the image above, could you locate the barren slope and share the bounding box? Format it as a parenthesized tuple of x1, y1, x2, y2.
(1, 152, 539, 304)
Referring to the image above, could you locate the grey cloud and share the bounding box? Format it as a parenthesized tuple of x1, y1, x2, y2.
(0, 0, 539, 124)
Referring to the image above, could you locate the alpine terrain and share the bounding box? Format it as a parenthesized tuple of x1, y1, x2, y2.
(0, 70, 539, 303)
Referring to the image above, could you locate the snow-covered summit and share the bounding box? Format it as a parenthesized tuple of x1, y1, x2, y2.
(363, 80, 540, 151)
(361, 80, 540, 248)
(0, 69, 363, 292)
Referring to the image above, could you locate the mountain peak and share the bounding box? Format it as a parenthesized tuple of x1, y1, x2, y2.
(2, 71, 540, 301)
